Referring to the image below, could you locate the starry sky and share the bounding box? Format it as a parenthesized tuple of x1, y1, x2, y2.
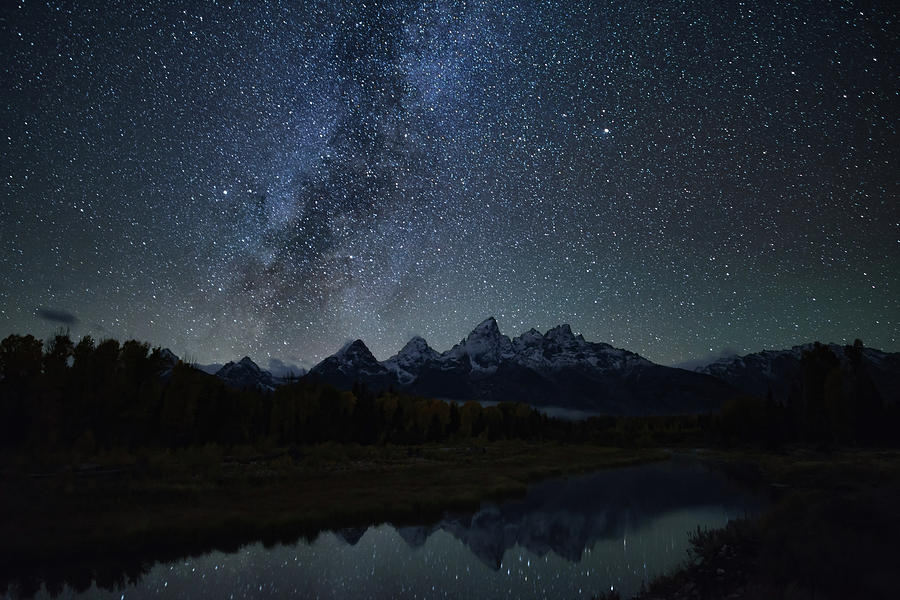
(2, 0, 897, 368)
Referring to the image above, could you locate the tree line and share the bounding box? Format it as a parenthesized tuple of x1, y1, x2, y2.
(0, 332, 575, 455)
(581, 340, 898, 449)
(1, 333, 896, 458)
(710, 340, 897, 448)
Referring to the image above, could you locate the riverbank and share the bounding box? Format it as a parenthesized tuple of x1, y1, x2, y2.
(625, 448, 900, 600)
(1, 442, 665, 596)
(8, 444, 898, 599)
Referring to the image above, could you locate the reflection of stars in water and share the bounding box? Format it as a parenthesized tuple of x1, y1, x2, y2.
(29, 464, 768, 598)
(36, 511, 741, 599)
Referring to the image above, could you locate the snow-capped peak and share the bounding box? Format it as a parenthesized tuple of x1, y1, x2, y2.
(335, 339, 379, 364)
(395, 336, 439, 362)
(308, 338, 394, 386)
(446, 316, 514, 370)
(218, 356, 263, 377)
(309, 339, 391, 380)
(237, 355, 260, 369)
(384, 336, 440, 385)
(215, 356, 277, 391)
(303, 317, 726, 413)
(545, 324, 576, 342)
(512, 328, 543, 351)
(471, 316, 501, 337)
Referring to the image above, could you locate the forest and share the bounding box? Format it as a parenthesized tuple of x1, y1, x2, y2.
(2, 331, 899, 600)
(0, 331, 897, 461)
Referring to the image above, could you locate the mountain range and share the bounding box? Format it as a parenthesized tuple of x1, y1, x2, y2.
(165, 318, 898, 415)
(308, 317, 732, 415)
(695, 342, 900, 405)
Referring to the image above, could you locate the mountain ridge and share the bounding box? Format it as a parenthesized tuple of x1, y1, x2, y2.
(307, 318, 734, 415)
(165, 322, 899, 414)
(695, 342, 900, 404)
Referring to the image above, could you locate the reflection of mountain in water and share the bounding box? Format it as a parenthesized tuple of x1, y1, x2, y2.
(7, 459, 761, 598)
(336, 526, 368, 546)
(379, 459, 761, 568)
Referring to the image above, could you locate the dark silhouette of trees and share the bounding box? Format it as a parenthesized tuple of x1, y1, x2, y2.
(0, 334, 45, 446)
(1, 332, 896, 459)
(43, 329, 73, 383)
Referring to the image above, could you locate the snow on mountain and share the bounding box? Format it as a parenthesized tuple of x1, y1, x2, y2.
(333, 339, 389, 375)
(443, 317, 514, 372)
(697, 343, 900, 404)
(308, 318, 733, 414)
(308, 339, 395, 390)
(510, 323, 650, 373)
(215, 356, 279, 392)
(383, 336, 440, 385)
(511, 328, 543, 352)
(267, 357, 307, 379)
(152, 324, 899, 415)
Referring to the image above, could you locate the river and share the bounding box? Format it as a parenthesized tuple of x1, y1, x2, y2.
(17, 457, 763, 599)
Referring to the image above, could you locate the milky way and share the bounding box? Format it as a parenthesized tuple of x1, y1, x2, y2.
(2, 1, 897, 367)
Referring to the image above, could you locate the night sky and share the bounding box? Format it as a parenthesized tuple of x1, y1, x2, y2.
(2, 1, 897, 369)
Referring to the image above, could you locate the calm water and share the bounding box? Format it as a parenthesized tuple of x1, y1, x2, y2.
(18, 458, 763, 599)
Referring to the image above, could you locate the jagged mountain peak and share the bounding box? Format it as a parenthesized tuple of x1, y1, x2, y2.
(338, 338, 371, 354)
(304, 318, 739, 414)
(448, 317, 514, 369)
(389, 336, 440, 364)
(215, 355, 276, 391)
(394, 336, 440, 363)
(470, 316, 501, 337)
(237, 355, 260, 368)
(309, 338, 394, 388)
(218, 356, 263, 377)
(541, 325, 595, 355)
(331, 339, 382, 366)
(316, 339, 380, 368)
(545, 323, 575, 340)
(512, 328, 544, 350)
(400, 335, 434, 354)
(384, 336, 440, 385)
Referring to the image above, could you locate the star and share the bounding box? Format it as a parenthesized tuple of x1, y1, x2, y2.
(0, 0, 895, 367)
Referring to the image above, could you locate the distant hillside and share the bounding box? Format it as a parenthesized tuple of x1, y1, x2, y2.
(696, 342, 900, 405)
